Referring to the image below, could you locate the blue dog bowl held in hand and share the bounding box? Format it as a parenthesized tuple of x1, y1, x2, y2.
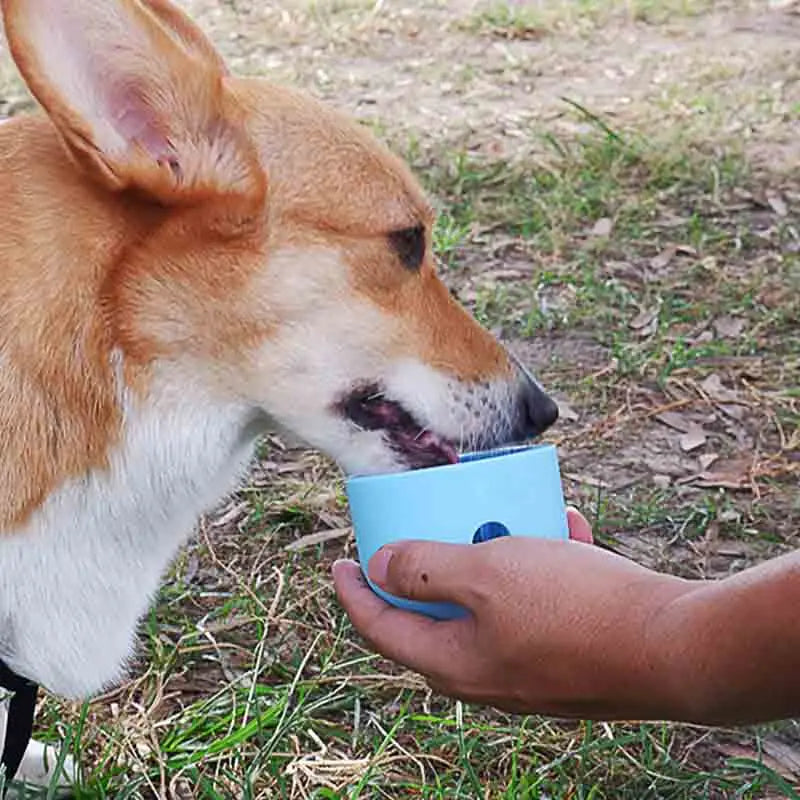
(345, 443, 568, 620)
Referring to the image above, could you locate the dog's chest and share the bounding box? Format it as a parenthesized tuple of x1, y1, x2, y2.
(0, 378, 262, 698)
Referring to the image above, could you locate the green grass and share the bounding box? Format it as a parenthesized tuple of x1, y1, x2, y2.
(463, 0, 718, 38)
(24, 608, 800, 797)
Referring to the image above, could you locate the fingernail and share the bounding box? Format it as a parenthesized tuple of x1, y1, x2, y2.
(368, 548, 393, 587)
(332, 558, 358, 575)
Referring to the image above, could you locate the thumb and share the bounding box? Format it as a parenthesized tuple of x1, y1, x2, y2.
(368, 540, 483, 607)
(566, 507, 594, 544)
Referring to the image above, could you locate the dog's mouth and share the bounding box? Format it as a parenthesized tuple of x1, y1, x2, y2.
(339, 384, 459, 470)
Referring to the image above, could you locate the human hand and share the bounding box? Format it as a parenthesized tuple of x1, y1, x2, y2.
(333, 509, 697, 720)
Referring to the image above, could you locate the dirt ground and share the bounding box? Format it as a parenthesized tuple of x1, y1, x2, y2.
(1, 0, 799, 797)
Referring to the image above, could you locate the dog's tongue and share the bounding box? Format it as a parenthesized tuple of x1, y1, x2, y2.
(392, 427, 459, 469)
(341, 390, 458, 468)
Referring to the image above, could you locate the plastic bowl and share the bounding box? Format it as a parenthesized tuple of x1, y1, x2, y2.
(345, 443, 568, 619)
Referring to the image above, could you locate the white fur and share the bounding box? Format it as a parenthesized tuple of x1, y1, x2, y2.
(246, 248, 523, 475)
(0, 360, 267, 698)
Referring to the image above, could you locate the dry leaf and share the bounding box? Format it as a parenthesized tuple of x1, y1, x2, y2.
(719, 403, 746, 421)
(649, 246, 676, 270)
(562, 472, 609, 489)
(644, 454, 689, 477)
(652, 474, 671, 489)
(700, 373, 740, 403)
(656, 411, 693, 433)
(675, 244, 698, 256)
(718, 738, 800, 781)
(717, 508, 741, 523)
(690, 474, 750, 490)
(680, 424, 707, 452)
(713, 316, 746, 339)
(693, 330, 714, 344)
(688, 458, 752, 489)
(699, 452, 719, 470)
(763, 738, 800, 779)
(591, 217, 613, 237)
(479, 268, 527, 283)
(284, 527, 352, 552)
(629, 306, 659, 333)
(556, 400, 579, 422)
(766, 190, 789, 217)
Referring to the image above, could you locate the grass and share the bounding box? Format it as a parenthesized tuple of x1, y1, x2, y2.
(6, 2, 800, 798)
(13, 111, 797, 797)
(463, 0, 718, 38)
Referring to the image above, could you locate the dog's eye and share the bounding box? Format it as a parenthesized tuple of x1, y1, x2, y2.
(388, 225, 425, 271)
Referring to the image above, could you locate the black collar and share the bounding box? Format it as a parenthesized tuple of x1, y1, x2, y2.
(0, 658, 38, 786)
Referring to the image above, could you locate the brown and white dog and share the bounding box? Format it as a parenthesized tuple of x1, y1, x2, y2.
(0, 0, 558, 790)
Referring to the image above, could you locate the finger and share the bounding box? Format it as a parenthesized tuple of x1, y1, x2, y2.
(332, 559, 474, 678)
(566, 507, 593, 544)
(331, 559, 389, 618)
(367, 541, 487, 607)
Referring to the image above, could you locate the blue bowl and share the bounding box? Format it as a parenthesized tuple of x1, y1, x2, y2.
(345, 443, 568, 619)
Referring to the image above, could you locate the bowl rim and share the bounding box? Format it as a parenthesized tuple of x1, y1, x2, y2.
(345, 441, 558, 487)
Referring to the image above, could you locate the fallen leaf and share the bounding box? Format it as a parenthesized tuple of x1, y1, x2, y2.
(590, 217, 613, 237)
(763, 738, 800, 779)
(719, 403, 746, 421)
(284, 527, 352, 552)
(680, 424, 707, 452)
(700, 373, 740, 403)
(556, 400, 579, 422)
(675, 244, 699, 256)
(713, 316, 746, 339)
(652, 474, 671, 489)
(699, 452, 719, 470)
(479, 268, 528, 283)
(692, 330, 714, 344)
(766, 190, 789, 217)
(716, 542, 747, 557)
(209, 501, 249, 529)
(562, 472, 610, 489)
(629, 306, 660, 332)
(718, 739, 800, 781)
(689, 474, 751, 490)
(649, 246, 676, 270)
(644, 454, 690, 477)
(684, 458, 752, 489)
(655, 411, 693, 433)
(717, 508, 741, 524)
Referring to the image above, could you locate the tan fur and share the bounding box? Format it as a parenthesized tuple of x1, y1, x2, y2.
(0, 0, 513, 532)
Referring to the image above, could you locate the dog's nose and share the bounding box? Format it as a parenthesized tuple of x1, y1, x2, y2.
(518, 378, 559, 437)
(509, 352, 559, 439)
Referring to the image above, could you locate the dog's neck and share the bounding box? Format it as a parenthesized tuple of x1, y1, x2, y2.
(0, 355, 267, 699)
(0, 116, 272, 697)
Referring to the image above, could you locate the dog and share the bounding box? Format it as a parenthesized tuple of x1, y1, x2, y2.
(0, 0, 559, 791)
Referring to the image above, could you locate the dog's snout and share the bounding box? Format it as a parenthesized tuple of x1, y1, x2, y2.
(519, 379, 559, 437)
(508, 352, 559, 439)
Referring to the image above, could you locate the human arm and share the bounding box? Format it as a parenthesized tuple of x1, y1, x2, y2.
(333, 509, 800, 725)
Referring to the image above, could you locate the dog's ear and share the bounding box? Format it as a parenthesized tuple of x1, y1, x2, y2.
(136, 0, 230, 77)
(1, 0, 264, 207)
